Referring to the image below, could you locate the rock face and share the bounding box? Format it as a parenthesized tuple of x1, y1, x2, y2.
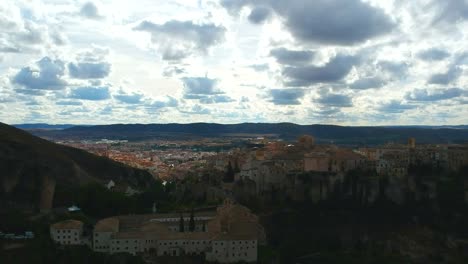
(0, 122, 154, 212)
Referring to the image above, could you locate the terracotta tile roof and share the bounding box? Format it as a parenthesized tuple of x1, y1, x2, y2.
(51, 219, 83, 230)
(95, 217, 119, 232)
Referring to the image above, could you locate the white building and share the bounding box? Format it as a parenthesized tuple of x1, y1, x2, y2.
(50, 219, 84, 245)
(89, 199, 264, 263)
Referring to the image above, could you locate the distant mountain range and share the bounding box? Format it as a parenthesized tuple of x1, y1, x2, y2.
(17, 122, 468, 145)
(0, 122, 154, 212)
(13, 123, 77, 130)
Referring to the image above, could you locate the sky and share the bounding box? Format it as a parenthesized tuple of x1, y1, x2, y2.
(0, 0, 467, 125)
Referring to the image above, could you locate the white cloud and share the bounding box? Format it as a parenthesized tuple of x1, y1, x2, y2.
(0, 0, 467, 125)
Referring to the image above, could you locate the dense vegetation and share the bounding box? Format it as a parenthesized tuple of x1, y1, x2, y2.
(0, 122, 154, 212)
(252, 165, 468, 263)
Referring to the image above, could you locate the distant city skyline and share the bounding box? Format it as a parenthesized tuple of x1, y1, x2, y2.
(0, 0, 467, 125)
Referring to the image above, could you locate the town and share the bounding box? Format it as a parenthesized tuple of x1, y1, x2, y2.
(42, 134, 468, 263)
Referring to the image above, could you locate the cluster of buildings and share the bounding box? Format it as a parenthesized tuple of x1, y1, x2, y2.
(58, 140, 221, 180)
(50, 199, 265, 263)
(225, 136, 468, 203)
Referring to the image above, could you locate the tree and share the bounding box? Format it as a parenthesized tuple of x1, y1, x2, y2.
(189, 208, 195, 232)
(179, 213, 184, 232)
(234, 160, 241, 173)
(224, 161, 235, 182)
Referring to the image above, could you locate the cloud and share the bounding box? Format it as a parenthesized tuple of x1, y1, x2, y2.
(80, 2, 103, 20)
(56, 100, 83, 106)
(249, 64, 269, 71)
(199, 95, 235, 104)
(428, 66, 462, 85)
(134, 20, 226, 61)
(13, 57, 67, 90)
(270, 47, 314, 65)
(405, 88, 464, 101)
(148, 96, 178, 109)
(68, 62, 111, 79)
(68, 47, 111, 79)
(114, 92, 144, 104)
(182, 77, 223, 97)
(417, 48, 450, 61)
(377, 100, 417, 113)
(377, 61, 409, 76)
(180, 104, 211, 115)
(350, 76, 386, 90)
(222, 0, 395, 45)
(316, 90, 353, 107)
(269, 88, 305, 105)
(162, 66, 186, 77)
(283, 54, 358, 86)
(431, 0, 468, 25)
(248, 6, 271, 24)
(69, 86, 110, 101)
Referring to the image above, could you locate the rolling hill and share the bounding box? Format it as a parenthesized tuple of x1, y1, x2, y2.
(0, 122, 154, 212)
(34, 122, 468, 145)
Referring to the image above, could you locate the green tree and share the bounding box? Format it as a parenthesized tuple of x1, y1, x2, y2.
(189, 208, 195, 232)
(179, 213, 185, 232)
(234, 160, 241, 173)
(224, 161, 235, 182)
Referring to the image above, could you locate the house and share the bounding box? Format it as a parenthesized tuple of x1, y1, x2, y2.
(85, 199, 264, 263)
(50, 219, 84, 245)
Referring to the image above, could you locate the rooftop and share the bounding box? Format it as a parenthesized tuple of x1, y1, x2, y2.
(51, 219, 83, 230)
(95, 218, 119, 232)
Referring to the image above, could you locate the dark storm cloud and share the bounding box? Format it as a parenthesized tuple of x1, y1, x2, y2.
(428, 66, 462, 85)
(68, 62, 111, 79)
(134, 20, 226, 60)
(69, 86, 110, 101)
(80, 2, 103, 19)
(282, 55, 358, 87)
(316, 91, 353, 107)
(350, 77, 386, 90)
(13, 57, 67, 90)
(417, 48, 450, 61)
(270, 48, 314, 65)
(377, 100, 417, 113)
(248, 6, 271, 24)
(221, 0, 395, 45)
(405, 88, 464, 101)
(182, 77, 223, 96)
(269, 88, 305, 105)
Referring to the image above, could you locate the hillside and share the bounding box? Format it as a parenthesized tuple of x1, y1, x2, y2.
(0, 122, 154, 212)
(37, 123, 468, 145)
